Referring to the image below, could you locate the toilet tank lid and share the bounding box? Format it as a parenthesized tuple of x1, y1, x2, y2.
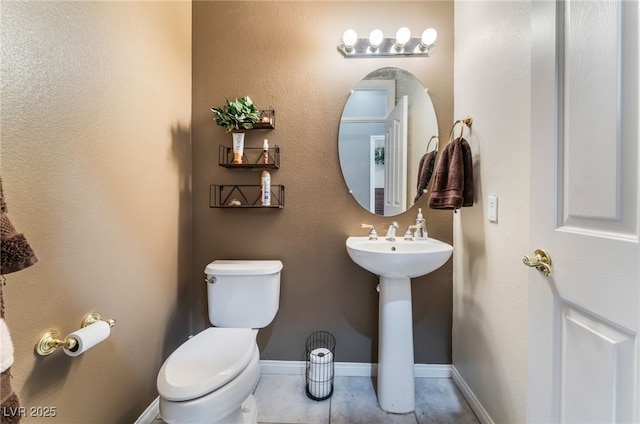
(205, 260, 283, 276)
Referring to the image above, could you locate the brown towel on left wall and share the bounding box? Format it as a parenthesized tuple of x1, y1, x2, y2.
(0, 178, 36, 424)
(428, 137, 474, 209)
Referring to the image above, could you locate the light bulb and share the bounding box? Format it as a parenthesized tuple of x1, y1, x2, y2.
(369, 29, 384, 49)
(395, 27, 411, 48)
(342, 29, 358, 49)
(421, 28, 437, 47)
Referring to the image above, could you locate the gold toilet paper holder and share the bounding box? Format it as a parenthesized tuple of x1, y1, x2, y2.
(35, 312, 116, 356)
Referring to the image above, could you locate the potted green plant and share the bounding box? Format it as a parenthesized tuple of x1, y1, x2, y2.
(211, 96, 260, 132)
(211, 96, 260, 164)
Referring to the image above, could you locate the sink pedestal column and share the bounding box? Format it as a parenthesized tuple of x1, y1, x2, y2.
(377, 276, 415, 413)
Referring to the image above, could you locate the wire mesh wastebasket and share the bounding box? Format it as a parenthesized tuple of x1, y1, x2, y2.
(305, 331, 336, 400)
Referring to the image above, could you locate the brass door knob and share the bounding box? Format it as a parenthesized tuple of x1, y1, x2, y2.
(523, 249, 552, 276)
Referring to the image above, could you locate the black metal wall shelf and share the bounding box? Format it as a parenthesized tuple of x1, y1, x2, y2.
(219, 145, 280, 169)
(252, 107, 275, 129)
(210, 184, 285, 208)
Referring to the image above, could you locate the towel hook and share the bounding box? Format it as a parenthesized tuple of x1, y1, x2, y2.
(426, 135, 439, 153)
(448, 116, 473, 142)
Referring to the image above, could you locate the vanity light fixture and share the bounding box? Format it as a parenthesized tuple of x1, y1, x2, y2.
(338, 27, 437, 58)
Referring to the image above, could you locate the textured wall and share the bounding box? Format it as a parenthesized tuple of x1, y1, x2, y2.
(1, 2, 192, 422)
(192, 1, 454, 363)
(453, 1, 531, 422)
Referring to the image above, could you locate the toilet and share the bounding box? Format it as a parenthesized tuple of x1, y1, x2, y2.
(157, 260, 283, 424)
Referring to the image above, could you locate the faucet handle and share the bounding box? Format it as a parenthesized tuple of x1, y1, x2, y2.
(361, 223, 378, 240)
(404, 225, 422, 240)
(361, 224, 378, 240)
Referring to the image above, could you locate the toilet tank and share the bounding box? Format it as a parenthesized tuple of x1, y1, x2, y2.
(204, 260, 282, 328)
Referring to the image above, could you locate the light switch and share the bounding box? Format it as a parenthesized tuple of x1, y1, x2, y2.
(487, 195, 498, 223)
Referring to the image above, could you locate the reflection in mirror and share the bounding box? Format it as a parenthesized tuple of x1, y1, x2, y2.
(338, 67, 439, 216)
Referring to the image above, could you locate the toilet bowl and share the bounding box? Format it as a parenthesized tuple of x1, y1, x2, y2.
(158, 328, 260, 423)
(156, 260, 282, 424)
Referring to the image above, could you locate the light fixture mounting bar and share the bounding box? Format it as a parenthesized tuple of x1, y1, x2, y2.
(338, 37, 436, 58)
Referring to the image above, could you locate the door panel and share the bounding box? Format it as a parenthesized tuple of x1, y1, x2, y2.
(563, 0, 619, 221)
(561, 306, 635, 423)
(560, 0, 638, 237)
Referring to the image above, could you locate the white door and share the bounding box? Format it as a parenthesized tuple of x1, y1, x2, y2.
(528, 1, 639, 423)
(384, 95, 408, 216)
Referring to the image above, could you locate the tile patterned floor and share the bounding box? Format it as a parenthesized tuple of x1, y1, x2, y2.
(152, 375, 479, 423)
(254, 375, 479, 424)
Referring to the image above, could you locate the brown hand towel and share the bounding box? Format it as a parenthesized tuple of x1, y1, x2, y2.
(414, 150, 437, 203)
(1, 369, 21, 424)
(0, 178, 38, 275)
(428, 137, 474, 209)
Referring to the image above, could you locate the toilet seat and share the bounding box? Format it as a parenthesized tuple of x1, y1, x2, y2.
(157, 327, 256, 401)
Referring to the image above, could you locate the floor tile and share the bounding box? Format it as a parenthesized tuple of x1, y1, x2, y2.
(155, 375, 480, 424)
(414, 379, 479, 424)
(329, 376, 418, 424)
(254, 374, 330, 424)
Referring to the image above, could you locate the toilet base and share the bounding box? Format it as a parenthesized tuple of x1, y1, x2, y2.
(224, 394, 257, 424)
(160, 393, 257, 424)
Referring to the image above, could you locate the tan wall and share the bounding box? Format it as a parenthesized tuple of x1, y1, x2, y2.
(1, 2, 192, 423)
(453, 1, 531, 422)
(192, 1, 454, 363)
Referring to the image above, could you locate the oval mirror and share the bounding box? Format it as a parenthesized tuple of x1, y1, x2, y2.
(338, 67, 439, 216)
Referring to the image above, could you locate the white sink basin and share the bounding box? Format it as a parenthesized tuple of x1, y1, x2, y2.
(345, 235, 453, 414)
(346, 236, 453, 278)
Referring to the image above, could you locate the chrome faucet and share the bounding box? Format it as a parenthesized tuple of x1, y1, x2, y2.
(385, 221, 399, 240)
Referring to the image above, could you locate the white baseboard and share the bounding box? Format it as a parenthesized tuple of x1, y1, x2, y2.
(259, 360, 451, 378)
(133, 396, 160, 424)
(451, 365, 494, 424)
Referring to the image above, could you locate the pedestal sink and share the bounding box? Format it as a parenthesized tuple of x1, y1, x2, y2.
(345, 236, 453, 413)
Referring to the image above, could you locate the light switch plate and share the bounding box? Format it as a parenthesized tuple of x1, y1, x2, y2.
(488, 195, 498, 222)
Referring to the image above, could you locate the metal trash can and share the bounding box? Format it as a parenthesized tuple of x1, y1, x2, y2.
(305, 331, 336, 400)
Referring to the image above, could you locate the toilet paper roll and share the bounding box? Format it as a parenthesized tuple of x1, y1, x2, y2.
(310, 348, 333, 365)
(308, 348, 333, 398)
(63, 320, 111, 357)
